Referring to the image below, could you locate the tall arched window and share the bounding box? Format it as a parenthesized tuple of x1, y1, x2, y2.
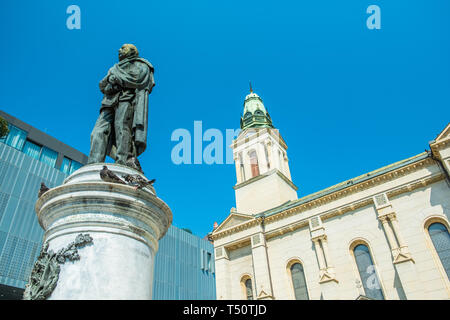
(240, 277, 254, 300)
(290, 263, 309, 300)
(249, 150, 260, 178)
(239, 152, 245, 181)
(353, 244, 384, 300)
(428, 222, 450, 279)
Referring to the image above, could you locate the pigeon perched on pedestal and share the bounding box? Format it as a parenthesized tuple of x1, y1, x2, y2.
(38, 182, 49, 198)
(100, 166, 126, 185)
(123, 174, 155, 190)
(126, 157, 144, 174)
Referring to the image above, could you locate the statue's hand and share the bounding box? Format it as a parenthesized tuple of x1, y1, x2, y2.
(108, 75, 119, 85)
(104, 84, 115, 95)
(103, 83, 121, 95)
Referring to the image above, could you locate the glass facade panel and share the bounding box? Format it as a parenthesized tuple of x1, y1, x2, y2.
(3, 125, 26, 150)
(428, 223, 450, 279)
(22, 140, 41, 160)
(354, 244, 384, 300)
(152, 226, 216, 299)
(61, 157, 71, 174)
(69, 160, 83, 174)
(39, 147, 58, 168)
(0, 142, 72, 290)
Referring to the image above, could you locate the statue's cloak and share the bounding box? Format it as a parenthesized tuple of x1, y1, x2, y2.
(101, 56, 155, 159)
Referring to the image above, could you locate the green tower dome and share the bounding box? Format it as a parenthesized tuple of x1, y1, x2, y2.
(240, 89, 274, 130)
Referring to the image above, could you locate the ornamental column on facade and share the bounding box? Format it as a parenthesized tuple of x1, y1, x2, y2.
(214, 245, 231, 300)
(309, 216, 339, 299)
(373, 193, 424, 299)
(250, 218, 274, 300)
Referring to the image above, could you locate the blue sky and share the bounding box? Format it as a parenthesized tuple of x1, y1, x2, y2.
(1, 0, 449, 237)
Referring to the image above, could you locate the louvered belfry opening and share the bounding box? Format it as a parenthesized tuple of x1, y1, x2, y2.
(249, 150, 260, 178)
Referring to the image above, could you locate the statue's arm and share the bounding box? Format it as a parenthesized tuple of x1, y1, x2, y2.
(99, 73, 110, 93)
(148, 70, 155, 93)
(99, 69, 122, 95)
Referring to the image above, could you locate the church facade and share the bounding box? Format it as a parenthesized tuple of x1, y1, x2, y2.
(210, 90, 450, 300)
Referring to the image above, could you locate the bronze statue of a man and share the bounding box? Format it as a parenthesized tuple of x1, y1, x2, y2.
(88, 44, 155, 169)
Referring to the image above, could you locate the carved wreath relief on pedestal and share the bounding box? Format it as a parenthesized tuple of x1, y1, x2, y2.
(23, 233, 93, 300)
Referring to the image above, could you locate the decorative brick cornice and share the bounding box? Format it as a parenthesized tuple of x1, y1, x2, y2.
(430, 139, 450, 160)
(255, 216, 265, 224)
(210, 218, 259, 241)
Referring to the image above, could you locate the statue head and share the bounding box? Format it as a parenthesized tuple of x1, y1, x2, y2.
(119, 44, 139, 61)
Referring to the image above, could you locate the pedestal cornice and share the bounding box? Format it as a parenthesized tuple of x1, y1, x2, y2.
(36, 163, 172, 252)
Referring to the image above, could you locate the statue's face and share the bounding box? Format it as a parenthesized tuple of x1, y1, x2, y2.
(118, 45, 129, 61)
(118, 44, 138, 61)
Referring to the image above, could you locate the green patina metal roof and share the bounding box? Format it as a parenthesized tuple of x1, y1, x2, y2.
(240, 91, 274, 130)
(255, 151, 431, 218)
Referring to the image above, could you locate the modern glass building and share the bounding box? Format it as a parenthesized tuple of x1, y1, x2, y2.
(0, 110, 215, 300)
(0, 110, 87, 298)
(153, 226, 216, 300)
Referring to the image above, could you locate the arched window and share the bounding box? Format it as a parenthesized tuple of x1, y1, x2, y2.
(240, 276, 254, 300)
(249, 150, 260, 178)
(428, 222, 450, 279)
(245, 279, 253, 300)
(353, 244, 384, 300)
(290, 263, 309, 300)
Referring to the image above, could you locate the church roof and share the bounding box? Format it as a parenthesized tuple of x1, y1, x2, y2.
(240, 89, 274, 130)
(209, 150, 436, 239)
(255, 151, 430, 218)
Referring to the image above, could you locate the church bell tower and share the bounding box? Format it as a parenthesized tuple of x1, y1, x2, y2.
(231, 87, 298, 215)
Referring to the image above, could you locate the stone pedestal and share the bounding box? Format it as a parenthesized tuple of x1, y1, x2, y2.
(29, 163, 172, 300)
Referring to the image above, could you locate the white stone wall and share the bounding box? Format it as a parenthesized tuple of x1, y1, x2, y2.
(235, 171, 297, 214)
(227, 245, 253, 300)
(266, 227, 322, 299)
(389, 180, 450, 299)
(316, 204, 399, 299)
